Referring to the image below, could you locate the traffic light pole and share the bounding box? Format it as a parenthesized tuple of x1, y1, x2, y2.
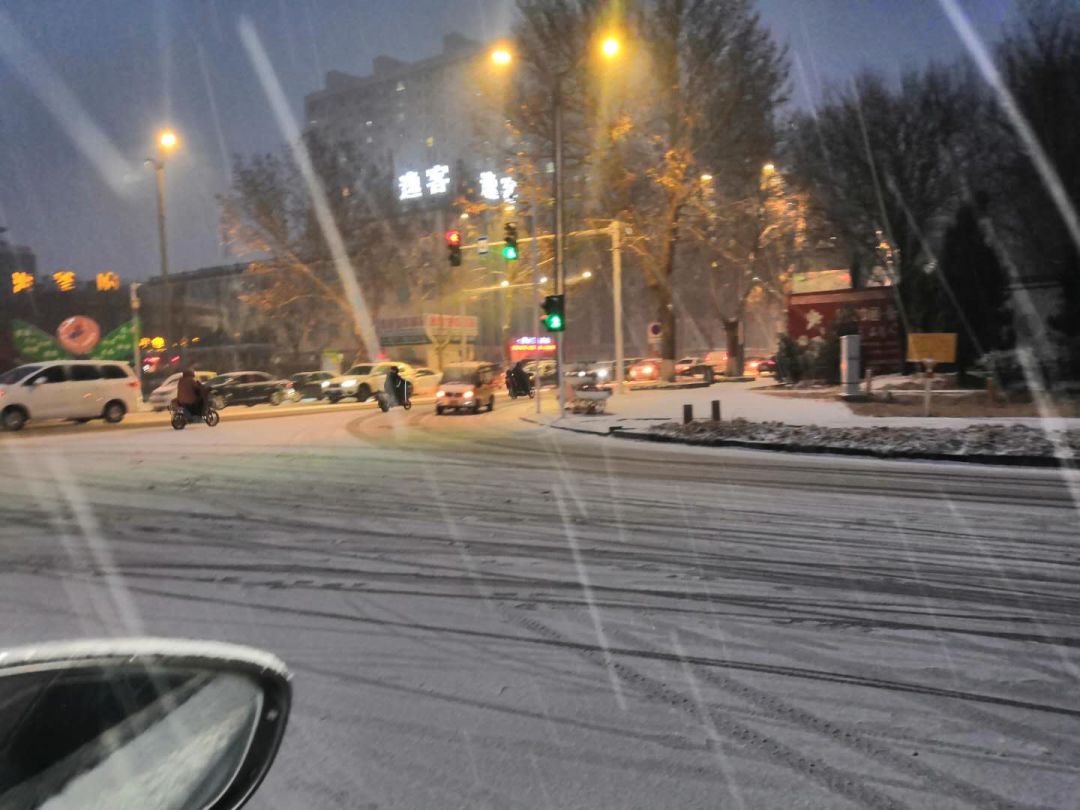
(553, 74, 567, 416)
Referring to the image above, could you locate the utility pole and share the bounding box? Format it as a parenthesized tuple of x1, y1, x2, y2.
(532, 194, 542, 414)
(610, 220, 625, 393)
(553, 74, 566, 415)
(130, 282, 142, 391)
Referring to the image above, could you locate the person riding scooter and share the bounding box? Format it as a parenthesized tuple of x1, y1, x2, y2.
(175, 368, 206, 420)
(507, 360, 531, 397)
(383, 366, 411, 407)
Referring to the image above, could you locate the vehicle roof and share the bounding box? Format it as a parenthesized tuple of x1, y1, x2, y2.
(16, 359, 128, 366)
(443, 361, 494, 369)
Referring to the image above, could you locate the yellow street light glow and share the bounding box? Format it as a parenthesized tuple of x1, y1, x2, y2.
(460, 212, 470, 220)
(539, 276, 548, 284)
(491, 48, 512, 66)
(762, 162, 776, 174)
(582, 270, 593, 279)
(158, 129, 179, 151)
(500, 279, 511, 288)
(601, 36, 621, 58)
(700, 173, 713, 182)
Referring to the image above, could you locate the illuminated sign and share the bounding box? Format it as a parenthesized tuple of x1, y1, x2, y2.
(96, 271, 121, 291)
(510, 335, 556, 354)
(425, 164, 450, 195)
(398, 171, 422, 200)
(11, 271, 34, 294)
(52, 270, 76, 292)
(397, 165, 517, 203)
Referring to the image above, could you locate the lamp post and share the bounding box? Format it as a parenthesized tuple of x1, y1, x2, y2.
(145, 128, 179, 345)
(490, 35, 621, 414)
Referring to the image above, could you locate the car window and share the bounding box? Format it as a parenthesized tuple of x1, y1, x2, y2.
(27, 366, 66, 384)
(99, 365, 131, 380)
(0, 365, 41, 385)
(69, 365, 102, 381)
(415, 369, 434, 377)
(345, 365, 372, 376)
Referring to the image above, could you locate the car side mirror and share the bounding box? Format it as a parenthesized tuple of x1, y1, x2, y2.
(0, 638, 290, 810)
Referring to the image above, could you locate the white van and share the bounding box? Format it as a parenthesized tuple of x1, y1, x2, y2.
(0, 360, 141, 431)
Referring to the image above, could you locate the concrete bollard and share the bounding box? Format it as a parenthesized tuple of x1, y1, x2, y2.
(711, 399, 721, 422)
(683, 404, 693, 425)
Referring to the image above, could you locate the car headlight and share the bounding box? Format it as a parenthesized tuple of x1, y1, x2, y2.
(596, 368, 608, 379)
(436, 390, 445, 398)
(342, 379, 357, 387)
(464, 390, 474, 399)
(321, 380, 330, 388)
(642, 365, 653, 375)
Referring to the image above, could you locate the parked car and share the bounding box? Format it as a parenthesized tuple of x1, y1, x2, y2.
(675, 356, 705, 376)
(205, 371, 293, 408)
(435, 362, 499, 414)
(628, 358, 662, 382)
(147, 370, 217, 411)
(0, 360, 140, 431)
(745, 356, 776, 376)
(289, 371, 335, 401)
(323, 361, 415, 403)
(587, 360, 616, 381)
(701, 350, 733, 376)
(411, 367, 443, 397)
(523, 359, 559, 387)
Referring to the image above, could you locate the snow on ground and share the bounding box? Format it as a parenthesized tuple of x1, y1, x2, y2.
(549, 381, 1080, 432)
(2, 403, 1079, 808)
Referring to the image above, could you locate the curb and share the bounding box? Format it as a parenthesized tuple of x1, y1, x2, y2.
(523, 414, 1067, 469)
(627, 381, 713, 391)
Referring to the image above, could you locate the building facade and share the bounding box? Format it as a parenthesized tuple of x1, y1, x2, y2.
(304, 33, 516, 212)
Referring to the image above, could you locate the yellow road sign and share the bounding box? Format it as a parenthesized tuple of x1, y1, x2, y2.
(907, 333, 957, 364)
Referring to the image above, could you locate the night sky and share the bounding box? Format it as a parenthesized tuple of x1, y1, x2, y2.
(0, 0, 1013, 282)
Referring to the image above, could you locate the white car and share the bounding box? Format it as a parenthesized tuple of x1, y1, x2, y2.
(0, 360, 141, 431)
(322, 361, 416, 403)
(411, 367, 443, 396)
(147, 370, 217, 411)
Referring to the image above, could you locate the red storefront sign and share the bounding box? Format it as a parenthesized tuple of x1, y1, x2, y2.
(788, 287, 904, 372)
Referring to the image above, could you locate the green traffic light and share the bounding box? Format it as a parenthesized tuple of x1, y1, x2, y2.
(503, 245, 518, 260)
(547, 314, 563, 331)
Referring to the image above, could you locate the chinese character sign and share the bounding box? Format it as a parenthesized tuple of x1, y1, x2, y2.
(96, 271, 120, 291)
(479, 171, 500, 201)
(11, 271, 34, 294)
(398, 171, 423, 201)
(425, 164, 450, 195)
(52, 270, 76, 292)
(499, 176, 517, 202)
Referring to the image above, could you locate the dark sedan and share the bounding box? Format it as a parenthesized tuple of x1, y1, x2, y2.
(289, 371, 335, 401)
(205, 371, 293, 408)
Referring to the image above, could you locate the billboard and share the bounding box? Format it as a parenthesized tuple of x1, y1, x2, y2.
(788, 287, 904, 372)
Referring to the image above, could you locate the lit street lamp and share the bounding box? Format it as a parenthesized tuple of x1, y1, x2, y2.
(490, 34, 621, 412)
(145, 128, 179, 344)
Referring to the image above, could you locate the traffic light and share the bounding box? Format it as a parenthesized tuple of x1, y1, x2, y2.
(541, 294, 565, 332)
(502, 222, 518, 260)
(446, 229, 462, 266)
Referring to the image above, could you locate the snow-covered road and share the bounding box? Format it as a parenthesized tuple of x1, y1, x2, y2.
(2, 400, 1079, 808)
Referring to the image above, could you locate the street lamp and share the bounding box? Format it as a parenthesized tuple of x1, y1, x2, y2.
(582, 270, 593, 279)
(490, 34, 622, 412)
(145, 127, 180, 344)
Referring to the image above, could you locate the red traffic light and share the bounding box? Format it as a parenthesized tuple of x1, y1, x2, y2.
(446, 229, 462, 246)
